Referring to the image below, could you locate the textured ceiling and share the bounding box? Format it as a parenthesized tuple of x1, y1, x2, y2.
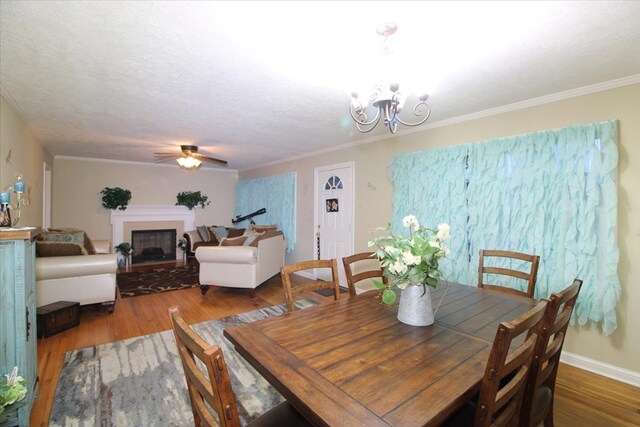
(1, 1, 640, 171)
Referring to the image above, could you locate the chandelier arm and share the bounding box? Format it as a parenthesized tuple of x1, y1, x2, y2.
(349, 105, 382, 128)
(395, 102, 432, 127)
(356, 109, 383, 133)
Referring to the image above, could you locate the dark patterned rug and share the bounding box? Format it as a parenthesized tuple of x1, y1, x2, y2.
(116, 262, 200, 298)
(49, 300, 316, 426)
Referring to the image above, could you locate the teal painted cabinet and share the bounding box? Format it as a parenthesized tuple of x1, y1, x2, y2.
(1, 229, 39, 426)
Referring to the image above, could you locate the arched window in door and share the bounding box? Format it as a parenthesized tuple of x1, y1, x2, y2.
(324, 175, 343, 190)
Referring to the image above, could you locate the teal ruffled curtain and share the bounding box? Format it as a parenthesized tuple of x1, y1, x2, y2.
(390, 120, 620, 335)
(390, 145, 469, 284)
(235, 172, 296, 253)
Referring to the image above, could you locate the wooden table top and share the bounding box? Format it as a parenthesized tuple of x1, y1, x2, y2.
(224, 282, 535, 427)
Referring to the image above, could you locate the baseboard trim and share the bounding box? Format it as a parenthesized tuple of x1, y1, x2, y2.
(560, 351, 640, 387)
(295, 270, 316, 280)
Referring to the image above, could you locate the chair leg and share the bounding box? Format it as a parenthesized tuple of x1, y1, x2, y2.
(200, 285, 209, 296)
(543, 399, 554, 427)
(102, 301, 115, 314)
(248, 288, 256, 298)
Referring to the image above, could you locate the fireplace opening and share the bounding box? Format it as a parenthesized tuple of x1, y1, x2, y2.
(131, 229, 177, 264)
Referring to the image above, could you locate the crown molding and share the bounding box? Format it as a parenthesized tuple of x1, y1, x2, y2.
(244, 74, 640, 172)
(0, 85, 41, 139)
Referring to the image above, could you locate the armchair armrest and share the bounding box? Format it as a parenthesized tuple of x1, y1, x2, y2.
(184, 230, 202, 253)
(195, 246, 257, 265)
(36, 254, 117, 281)
(93, 239, 111, 254)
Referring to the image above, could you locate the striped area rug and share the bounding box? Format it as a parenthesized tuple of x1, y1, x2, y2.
(49, 301, 315, 426)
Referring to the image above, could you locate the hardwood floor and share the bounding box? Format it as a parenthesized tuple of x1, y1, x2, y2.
(30, 263, 640, 426)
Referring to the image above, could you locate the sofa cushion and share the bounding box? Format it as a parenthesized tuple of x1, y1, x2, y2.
(250, 224, 278, 233)
(219, 236, 248, 246)
(209, 225, 228, 242)
(36, 241, 87, 257)
(197, 225, 212, 242)
(249, 230, 283, 247)
(227, 228, 245, 238)
(243, 230, 264, 246)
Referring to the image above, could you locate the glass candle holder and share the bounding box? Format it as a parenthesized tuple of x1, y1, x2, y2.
(0, 192, 9, 203)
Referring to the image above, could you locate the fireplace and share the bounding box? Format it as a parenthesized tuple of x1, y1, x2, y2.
(131, 229, 177, 264)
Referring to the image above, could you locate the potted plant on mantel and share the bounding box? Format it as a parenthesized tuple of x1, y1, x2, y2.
(175, 191, 210, 210)
(101, 187, 132, 211)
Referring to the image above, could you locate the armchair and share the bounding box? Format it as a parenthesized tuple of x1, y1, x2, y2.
(34, 229, 117, 312)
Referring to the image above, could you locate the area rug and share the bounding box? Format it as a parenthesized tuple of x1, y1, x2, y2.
(49, 300, 316, 426)
(116, 262, 200, 298)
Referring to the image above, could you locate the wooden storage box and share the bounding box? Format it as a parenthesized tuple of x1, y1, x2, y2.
(36, 301, 80, 338)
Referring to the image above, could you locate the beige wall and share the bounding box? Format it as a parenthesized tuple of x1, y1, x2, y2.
(241, 84, 640, 373)
(52, 158, 238, 242)
(0, 94, 53, 228)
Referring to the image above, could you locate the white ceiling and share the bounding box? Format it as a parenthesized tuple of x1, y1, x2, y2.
(1, 1, 640, 171)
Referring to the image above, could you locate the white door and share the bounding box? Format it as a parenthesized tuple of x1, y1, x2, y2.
(314, 162, 354, 287)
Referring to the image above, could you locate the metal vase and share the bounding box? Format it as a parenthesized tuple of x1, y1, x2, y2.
(397, 284, 435, 326)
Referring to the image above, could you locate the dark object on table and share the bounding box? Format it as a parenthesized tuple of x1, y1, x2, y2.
(36, 301, 80, 338)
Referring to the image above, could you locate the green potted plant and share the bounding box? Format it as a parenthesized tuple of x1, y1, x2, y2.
(0, 367, 27, 423)
(115, 242, 134, 267)
(177, 238, 188, 262)
(175, 191, 210, 210)
(101, 187, 132, 211)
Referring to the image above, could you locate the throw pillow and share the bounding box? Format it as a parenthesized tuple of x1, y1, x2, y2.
(36, 241, 87, 257)
(210, 225, 229, 242)
(226, 228, 245, 238)
(242, 230, 264, 246)
(197, 225, 212, 242)
(219, 236, 248, 246)
(38, 230, 85, 247)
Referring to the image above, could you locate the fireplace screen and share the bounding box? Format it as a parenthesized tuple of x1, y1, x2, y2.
(131, 229, 177, 264)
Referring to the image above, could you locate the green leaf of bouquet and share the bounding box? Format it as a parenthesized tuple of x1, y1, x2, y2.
(372, 279, 386, 290)
(382, 289, 397, 304)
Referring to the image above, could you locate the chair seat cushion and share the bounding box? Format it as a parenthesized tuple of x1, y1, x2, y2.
(531, 385, 553, 424)
(247, 402, 310, 427)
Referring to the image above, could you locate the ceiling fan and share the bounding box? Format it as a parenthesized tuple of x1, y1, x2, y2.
(154, 145, 228, 169)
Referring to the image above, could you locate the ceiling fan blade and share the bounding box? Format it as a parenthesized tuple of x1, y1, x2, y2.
(154, 157, 174, 163)
(192, 153, 228, 165)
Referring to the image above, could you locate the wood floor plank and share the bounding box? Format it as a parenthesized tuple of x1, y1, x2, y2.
(29, 262, 639, 426)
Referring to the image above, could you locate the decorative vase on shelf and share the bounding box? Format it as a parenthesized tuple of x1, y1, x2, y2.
(397, 284, 435, 326)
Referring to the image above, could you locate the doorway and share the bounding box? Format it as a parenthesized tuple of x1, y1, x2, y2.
(314, 162, 354, 286)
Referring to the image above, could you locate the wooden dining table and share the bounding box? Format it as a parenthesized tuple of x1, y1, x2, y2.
(223, 282, 536, 427)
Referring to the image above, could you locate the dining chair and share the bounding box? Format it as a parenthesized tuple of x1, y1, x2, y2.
(280, 259, 340, 312)
(478, 249, 540, 298)
(168, 306, 310, 427)
(342, 251, 388, 296)
(443, 300, 548, 427)
(520, 279, 583, 427)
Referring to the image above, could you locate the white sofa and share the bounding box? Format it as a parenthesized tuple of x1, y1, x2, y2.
(35, 239, 118, 312)
(196, 232, 285, 297)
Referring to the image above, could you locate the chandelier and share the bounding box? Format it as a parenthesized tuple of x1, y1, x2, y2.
(349, 23, 432, 134)
(176, 156, 202, 169)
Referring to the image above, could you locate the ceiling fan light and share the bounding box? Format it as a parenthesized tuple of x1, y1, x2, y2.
(176, 156, 202, 169)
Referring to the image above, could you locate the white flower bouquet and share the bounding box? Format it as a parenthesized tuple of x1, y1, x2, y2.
(369, 215, 450, 304)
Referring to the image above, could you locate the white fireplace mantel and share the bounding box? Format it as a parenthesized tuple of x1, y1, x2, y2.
(110, 205, 195, 249)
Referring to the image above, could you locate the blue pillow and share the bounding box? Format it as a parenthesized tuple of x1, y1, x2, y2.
(197, 225, 211, 242)
(210, 226, 228, 243)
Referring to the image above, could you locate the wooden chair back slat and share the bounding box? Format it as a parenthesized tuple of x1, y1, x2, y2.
(478, 249, 540, 298)
(342, 252, 387, 296)
(281, 259, 340, 312)
(520, 279, 582, 427)
(474, 300, 547, 427)
(169, 307, 241, 427)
